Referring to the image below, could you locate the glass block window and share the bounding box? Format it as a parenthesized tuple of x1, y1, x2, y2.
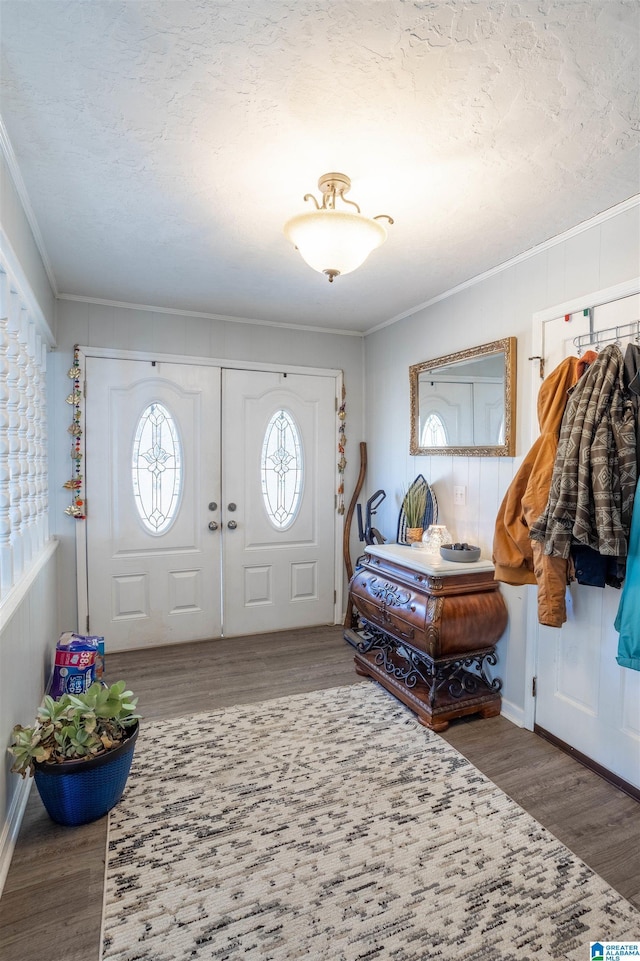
(0, 267, 50, 600)
(132, 403, 182, 534)
(421, 411, 448, 447)
(261, 409, 303, 530)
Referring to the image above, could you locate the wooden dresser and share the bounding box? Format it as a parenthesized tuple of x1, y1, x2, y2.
(345, 544, 508, 731)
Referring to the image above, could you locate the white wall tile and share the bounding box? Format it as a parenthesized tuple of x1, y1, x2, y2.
(545, 244, 567, 306)
(57, 298, 90, 346)
(88, 302, 118, 348)
(599, 206, 640, 289)
(563, 226, 603, 297)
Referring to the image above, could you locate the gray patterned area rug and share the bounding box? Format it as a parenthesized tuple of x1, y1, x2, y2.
(101, 683, 638, 961)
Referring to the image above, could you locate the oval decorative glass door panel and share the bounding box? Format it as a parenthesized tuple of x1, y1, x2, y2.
(132, 402, 183, 534)
(261, 409, 304, 529)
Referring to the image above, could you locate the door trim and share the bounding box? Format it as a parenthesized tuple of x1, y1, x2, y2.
(74, 345, 342, 379)
(75, 346, 344, 638)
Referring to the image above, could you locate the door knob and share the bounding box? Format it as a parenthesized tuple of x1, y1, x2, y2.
(227, 520, 238, 530)
(208, 501, 218, 511)
(227, 502, 237, 512)
(208, 521, 219, 531)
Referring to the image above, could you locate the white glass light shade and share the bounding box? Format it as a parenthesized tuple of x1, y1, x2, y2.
(284, 209, 387, 277)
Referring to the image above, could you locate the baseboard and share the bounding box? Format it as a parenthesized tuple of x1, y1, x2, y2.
(500, 698, 525, 728)
(534, 725, 640, 801)
(0, 775, 32, 897)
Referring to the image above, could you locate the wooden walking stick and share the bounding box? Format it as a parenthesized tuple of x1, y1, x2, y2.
(343, 442, 367, 627)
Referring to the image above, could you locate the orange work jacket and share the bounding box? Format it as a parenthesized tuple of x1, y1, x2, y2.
(492, 352, 595, 627)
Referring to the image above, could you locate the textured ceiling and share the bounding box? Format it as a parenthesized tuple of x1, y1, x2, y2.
(1, 1, 638, 334)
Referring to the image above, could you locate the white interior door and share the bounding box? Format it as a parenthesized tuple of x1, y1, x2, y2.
(85, 358, 222, 651)
(221, 368, 336, 636)
(534, 293, 640, 787)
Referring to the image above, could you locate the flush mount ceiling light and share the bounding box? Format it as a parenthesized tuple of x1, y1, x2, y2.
(284, 172, 394, 283)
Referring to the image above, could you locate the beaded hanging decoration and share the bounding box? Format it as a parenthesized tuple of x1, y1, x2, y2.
(63, 345, 85, 518)
(337, 382, 346, 515)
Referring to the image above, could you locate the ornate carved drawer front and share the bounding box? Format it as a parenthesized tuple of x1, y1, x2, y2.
(349, 572, 425, 646)
(346, 548, 507, 732)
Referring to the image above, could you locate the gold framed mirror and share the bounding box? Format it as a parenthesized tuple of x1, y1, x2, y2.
(410, 337, 516, 456)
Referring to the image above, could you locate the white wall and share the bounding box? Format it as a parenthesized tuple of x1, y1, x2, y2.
(363, 202, 640, 723)
(51, 300, 365, 632)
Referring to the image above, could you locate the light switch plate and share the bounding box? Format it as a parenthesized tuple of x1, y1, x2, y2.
(453, 485, 466, 505)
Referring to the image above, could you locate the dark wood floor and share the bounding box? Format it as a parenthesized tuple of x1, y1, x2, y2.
(1, 626, 638, 961)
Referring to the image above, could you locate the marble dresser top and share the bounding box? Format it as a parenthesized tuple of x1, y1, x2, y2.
(365, 543, 496, 577)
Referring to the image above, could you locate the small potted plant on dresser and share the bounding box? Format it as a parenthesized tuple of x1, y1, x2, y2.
(9, 680, 140, 826)
(402, 483, 428, 543)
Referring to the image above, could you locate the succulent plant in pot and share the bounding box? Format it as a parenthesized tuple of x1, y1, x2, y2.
(9, 680, 141, 826)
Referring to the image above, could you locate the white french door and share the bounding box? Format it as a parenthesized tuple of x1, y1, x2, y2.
(222, 368, 336, 637)
(532, 291, 640, 788)
(85, 359, 223, 650)
(84, 356, 338, 652)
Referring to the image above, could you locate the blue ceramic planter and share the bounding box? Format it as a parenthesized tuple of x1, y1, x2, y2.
(33, 723, 139, 826)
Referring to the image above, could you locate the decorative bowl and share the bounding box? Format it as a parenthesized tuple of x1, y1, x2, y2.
(440, 543, 481, 563)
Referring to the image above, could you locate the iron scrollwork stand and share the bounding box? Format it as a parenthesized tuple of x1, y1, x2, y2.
(356, 617, 502, 710)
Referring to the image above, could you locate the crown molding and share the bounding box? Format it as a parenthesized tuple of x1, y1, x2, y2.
(56, 293, 364, 338)
(365, 195, 640, 336)
(0, 113, 59, 298)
